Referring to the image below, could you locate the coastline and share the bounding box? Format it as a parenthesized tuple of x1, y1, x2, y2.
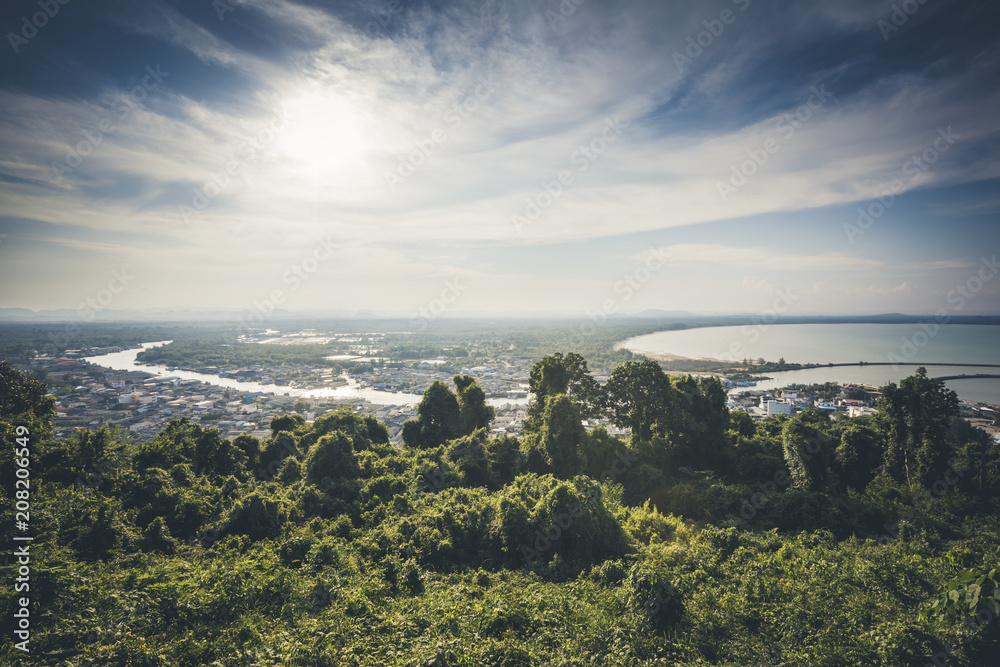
(617, 328, 1000, 411)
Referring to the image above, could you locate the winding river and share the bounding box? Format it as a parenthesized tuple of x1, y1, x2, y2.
(83, 342, 526, 407)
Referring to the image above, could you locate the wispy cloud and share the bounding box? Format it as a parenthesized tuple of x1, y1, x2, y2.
(0, 0, 998, 313)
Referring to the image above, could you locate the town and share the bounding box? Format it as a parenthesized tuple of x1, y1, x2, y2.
(13, 344, 997, 448)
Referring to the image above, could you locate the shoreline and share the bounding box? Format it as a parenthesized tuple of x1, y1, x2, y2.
(614, 336, 1000, 413)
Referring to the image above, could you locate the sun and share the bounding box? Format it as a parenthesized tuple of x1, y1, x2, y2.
(275, 90, 368, 179)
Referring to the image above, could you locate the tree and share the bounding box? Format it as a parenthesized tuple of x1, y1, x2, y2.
(484, 435, 524, 488)
(835, 422, 881, 491)
(846, 387, 869, 402)
(668, 375, 731, 470)
(233, 433, 261, 470)
(305, 430, 359, 485)
(876, 368, 959, 487)
(729, 410, 756, 438)
(950, 417, 1000, 496)
(302, 406, 389, 452)
(271, 413, 305, 434)
(603, 359, 675, 441)
(538, 394, 586, 478)
(526, 353, 602, 429)
(782, 416, 836, 492)
(454, 375, 495, 434)
(0, 360, 55, 420)
(402, 380, 461, 448)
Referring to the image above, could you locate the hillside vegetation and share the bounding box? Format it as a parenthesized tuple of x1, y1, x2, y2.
(2, 356, 999, 665)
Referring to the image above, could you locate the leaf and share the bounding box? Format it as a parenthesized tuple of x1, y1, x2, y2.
(949, 590, 960, 603)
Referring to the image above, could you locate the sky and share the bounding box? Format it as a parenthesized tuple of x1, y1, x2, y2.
(0, 0, 999, 319)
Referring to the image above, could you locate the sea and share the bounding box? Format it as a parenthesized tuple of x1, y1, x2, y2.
(620, 323, 1000, 405)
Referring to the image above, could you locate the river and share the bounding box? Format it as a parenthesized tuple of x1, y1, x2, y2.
(83, 342, 527, 407)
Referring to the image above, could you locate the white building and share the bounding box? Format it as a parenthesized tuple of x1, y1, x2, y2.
(764, 400, 792, 417)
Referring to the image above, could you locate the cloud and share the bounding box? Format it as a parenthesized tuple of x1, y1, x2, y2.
(652, 244, 882, 271)
(1, 0, 998, 312)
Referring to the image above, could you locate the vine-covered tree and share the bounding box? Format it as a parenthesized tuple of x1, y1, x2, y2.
(876, 367, 959, 487)
(782, 414, 836, 492)
(305, 430, 359, 485)
(538, 394, 587, 478)
(835, 421, 882, 492)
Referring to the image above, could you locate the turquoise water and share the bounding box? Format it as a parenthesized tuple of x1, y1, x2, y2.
(621, 324, 1000, 405)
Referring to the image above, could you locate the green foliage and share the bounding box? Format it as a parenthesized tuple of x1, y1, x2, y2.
(403, 376, 492, 449)
(270, 413, 305, 433)
(877, 367, 961, 487)
(526, 352, 603, 429)
(0, 359, 55, 419)
(537, 394, 587, 478)
(922, 568, 1000, 626)
(782, 413, 837, 492)
(603, 359, 676, 441)
(454, 374, 495, 434)
(836, 421, 882, 491)
(623, 501, 693, 545)
(5, 364, 1000, 666)
(305, 430, 360, 485)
